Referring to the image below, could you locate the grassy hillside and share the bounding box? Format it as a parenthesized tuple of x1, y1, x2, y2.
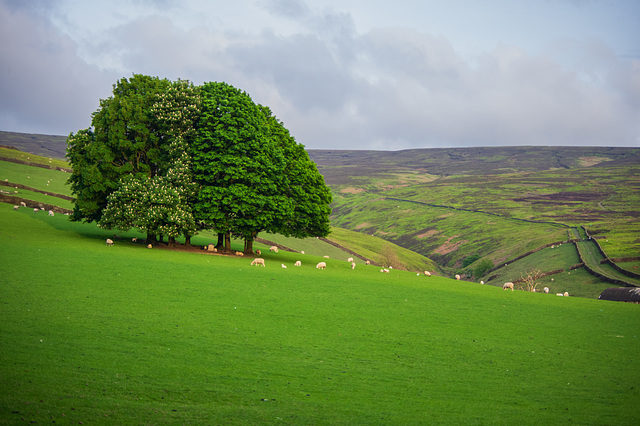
(0, 131, 68, 160)
(1, 203, 639, 424)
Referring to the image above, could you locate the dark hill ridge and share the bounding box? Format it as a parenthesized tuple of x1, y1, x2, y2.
(0, 131, 68, 159)
(2, 131, 638, 180)
(308, 146, 640, 185)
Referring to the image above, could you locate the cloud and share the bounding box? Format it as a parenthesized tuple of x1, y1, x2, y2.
(1, 0, 638, 149)
(0, 2, 118, 135)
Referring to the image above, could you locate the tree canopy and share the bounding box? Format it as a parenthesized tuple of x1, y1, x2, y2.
(66, 75, 332, 251)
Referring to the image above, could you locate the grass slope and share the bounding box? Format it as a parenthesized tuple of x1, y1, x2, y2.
(1, 204, 639, 424)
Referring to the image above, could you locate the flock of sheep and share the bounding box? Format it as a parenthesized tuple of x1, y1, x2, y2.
(13, 202, 56, 216)
(501, 281, 569, 296)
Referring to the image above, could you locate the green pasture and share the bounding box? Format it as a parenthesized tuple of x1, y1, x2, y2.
(0, 160, 72, 197)
(1, 204, 640, 424)
(0, 147, 69, 170)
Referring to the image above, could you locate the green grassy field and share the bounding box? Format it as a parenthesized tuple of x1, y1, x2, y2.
(1, 204, 640, 424)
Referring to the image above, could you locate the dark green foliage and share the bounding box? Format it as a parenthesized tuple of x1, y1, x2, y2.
(66, 75, 172, 222)
(462, 254, 481, 268)
(474, 259, 494, 278)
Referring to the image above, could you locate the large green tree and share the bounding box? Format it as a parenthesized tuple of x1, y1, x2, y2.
(191, 82, 290, 253)
(192, 82, 332, 254)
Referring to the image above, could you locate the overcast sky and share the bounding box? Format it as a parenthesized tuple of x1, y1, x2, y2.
(1, 0, 638, 150)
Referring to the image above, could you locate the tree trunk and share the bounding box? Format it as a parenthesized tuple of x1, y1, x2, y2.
(244, 237, 254, 255)
(147, 232, 156, 244)
(216, 233, 224, 249)
(224, 232, 231, 252)
(184, 234, 191, 246)
(168, 236, 176, 246)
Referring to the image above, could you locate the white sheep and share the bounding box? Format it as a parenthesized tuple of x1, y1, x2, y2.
(294, 261, 301, 266)
(502, 282, 514, 291)
(235, 251, 244, 256)
(316, 262, 327, 269)
(33, 208, 39, 213)
(347, 257, 354, 263)
(270, 246, 279, 253)
(564, 292, 569, 297)
(365, 260, 371, 265)
(147, 244, 152, 249)
(543, 287, 549, 294)
(455, 274, 461, 280)
(351, 262, 356, 269)
(480, 280, 484, 284)
(13, 205, 19, 210)
(20, 202, 26, 207)
(301, 251, 305, 254)
(48, 210, 54, 216)
(106, 238, 114, 246)
(384, 269, 390, 273)
(425, 271, 431, 277)
(251, 258, 266, 267)
(556, 293, 564, 296)
(281, 264, 287, 269)
(323, 255, 330, 258)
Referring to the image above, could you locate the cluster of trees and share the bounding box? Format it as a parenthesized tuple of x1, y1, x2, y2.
(66, 75, 332, 253)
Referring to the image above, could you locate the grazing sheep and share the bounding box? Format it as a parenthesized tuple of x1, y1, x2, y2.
(425, 271, 431, 277)
(301, 251, 305, 254)
(235, 251, 244, 256)
(270, 246, 279, 253)
(365, 260, 371, 265)
(13, 205, 19, 210)
(455, 274, 461, 280)
(383, 269, 390, 273)
(347, 257, 354, 263)
(564, 292, 569, 297)
(556, 293, 564, 296)
(147, 244, 152, 249)
(316, 262, 327, 269)
(20, 202, 26, 207)
(323, 255, 330, 258)
(294, 261, 301, 266)
(256, 249, 261, 255)
(351, 262, 356, 269)
(502, 282, 514, 291)
(132, 237, 138, 243)
(480, 280, 484, 284)
(48, 210, 54, 216)
(251, 258, 266, 267)
(33, 208, 39, 213)
(543, 287, 549, 294)
(281, 264, 287, 269)
(106, 238, 114, 246)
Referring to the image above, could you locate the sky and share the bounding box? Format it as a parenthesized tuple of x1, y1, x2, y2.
(1, 0, 639, 150)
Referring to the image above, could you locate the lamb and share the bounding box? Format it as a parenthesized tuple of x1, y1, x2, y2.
(294, 261, 301, 266)
(256, 249, 261, 255)
(347, 257, 354, 263)
(251, 258, 266, 267)
(502, 282, 514, 291)
(106, 238, 114, 246)
(351, 262, 356, 269)
(316, 262, 327, 269)
(270, 246, 279, 253)
(543, 287, 549, 294)
(281, 264, 287, 269)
